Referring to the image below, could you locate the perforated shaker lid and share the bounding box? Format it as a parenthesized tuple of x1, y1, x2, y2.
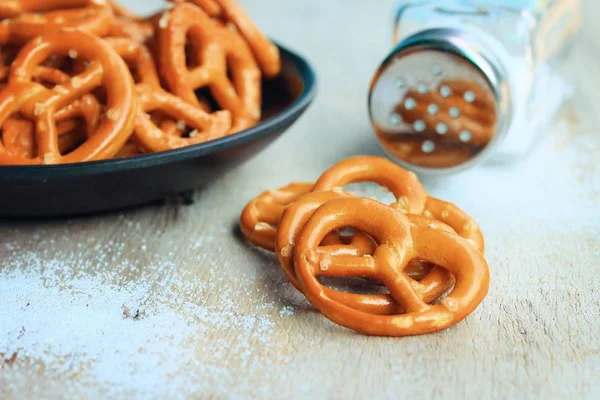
(368, 28, 511, 174)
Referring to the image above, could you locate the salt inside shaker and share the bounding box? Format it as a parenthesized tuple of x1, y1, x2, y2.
(368, 0, 582, 174)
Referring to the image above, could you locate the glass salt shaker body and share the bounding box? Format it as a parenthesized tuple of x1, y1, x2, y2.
(368, 0, 581, 174)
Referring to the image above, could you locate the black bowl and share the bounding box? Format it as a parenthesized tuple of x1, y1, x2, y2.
(0, 45, 316, 218)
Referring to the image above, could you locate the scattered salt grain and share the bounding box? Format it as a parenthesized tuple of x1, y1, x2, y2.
(158, 12, 170, 29)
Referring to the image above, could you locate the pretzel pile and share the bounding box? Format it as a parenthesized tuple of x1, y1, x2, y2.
(0, 0, 280, 165)
(240, 155, 490, 337)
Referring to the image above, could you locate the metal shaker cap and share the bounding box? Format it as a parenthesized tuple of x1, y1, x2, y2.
(368, 28, 511, 174)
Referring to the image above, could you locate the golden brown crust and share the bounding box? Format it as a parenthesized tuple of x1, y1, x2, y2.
(294, 197, 489, 336)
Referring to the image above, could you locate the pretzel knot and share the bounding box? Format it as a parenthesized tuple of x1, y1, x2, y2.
(0, 30, 136, 165)
(294, 197, 490, 336)
(276, 191, 456, 316)
(156, 2, 261, 133)
(0, 0, 113, 44)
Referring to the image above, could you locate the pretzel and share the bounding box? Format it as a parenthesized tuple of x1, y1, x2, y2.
(423, 196, 485, 253)
(294, 197, 490, 336)
(312, 155, 428, 214)
(312, 156, 485, 251)
(113, 140, 144, 158)
(2, 117, 89, 158)
(0, 0, 113, 44)
(105, 37, 161, 89)
(171, 0, 281, 78)
(156, 3, 261, 133)
(276, 192, 456, 316)
(104, 37, 232, 152)
(0, 30, 136, 164)
(240, 182, 314, 251)
(134, 87, 231, 151)
(1, 61, 102, 157)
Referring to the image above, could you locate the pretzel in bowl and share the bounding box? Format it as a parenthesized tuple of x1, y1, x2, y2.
(313, 155, 484, 251)
(1, 62, 103, 157)
(170, 0, 281, 77)
(105, 37, 231, 152)
(156, 2, 261, 133)
(0, 30, 136, 164)
(276, 191, 456, 316)
(294, 197, 490, 336)
(0, 0, 113, 44)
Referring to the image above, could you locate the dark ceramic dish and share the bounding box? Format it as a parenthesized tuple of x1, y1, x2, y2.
(0, 45, 316, 218)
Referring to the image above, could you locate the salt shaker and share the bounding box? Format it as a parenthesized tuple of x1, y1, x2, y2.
(368, 0, 582, 174)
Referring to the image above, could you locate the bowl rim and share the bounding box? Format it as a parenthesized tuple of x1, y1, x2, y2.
(0, 43, 317, 178)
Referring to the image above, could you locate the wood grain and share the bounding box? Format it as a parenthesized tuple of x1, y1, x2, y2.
(1, 1, 599, 399)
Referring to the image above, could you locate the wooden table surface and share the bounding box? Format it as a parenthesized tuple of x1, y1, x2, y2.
(1, 1, 598, 399)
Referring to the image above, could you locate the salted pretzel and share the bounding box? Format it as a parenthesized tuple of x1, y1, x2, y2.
(0, 30, 136, 165)
(1, 60, 103, 157)
(276, 191, 456, 316)
(398, 79, 497, 147)
(294, 197, 490, 336)
(104, 37, 232, 152)
(156, 2, 261, 133)
(240, 182, 314, 251)
(313, 156, 484, 250)
(170, 0, 281, 78)
(2, 117, 91, 158)
(240, 182, 382, 259)
(313, 155, 428, 214)
(105, 37, 161, 89)
(0, 0, 113, 44)
(423, 196, 485, 252)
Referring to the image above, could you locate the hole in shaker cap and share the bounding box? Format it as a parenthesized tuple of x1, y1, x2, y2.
(390, 113, 402, 125)
(396, 77, 407, 89)
(413, 120, 426, 132)
(404, 98, 417, 110)
(436, 123, 448, 135)
(417, 83, 428, 93)
(432, 64, 442, 76)
(464, 90, 476, 102)
(459, 130, 472, 142)
(440, 86, 452, 98)
(421, 140, 435, 153)
(427, 104, 439, 115)
(449, 107, 460, 118)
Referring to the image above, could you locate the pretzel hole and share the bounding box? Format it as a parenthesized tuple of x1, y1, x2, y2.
(194, 87, 220, 112)
(337, 227, 355, 244)
(57, 119, 87, 155)
(185, 32, 202, 69)
(343, 182, 396, 205)
(317, 276, 389, 295)
(225, 55, 240, 96)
